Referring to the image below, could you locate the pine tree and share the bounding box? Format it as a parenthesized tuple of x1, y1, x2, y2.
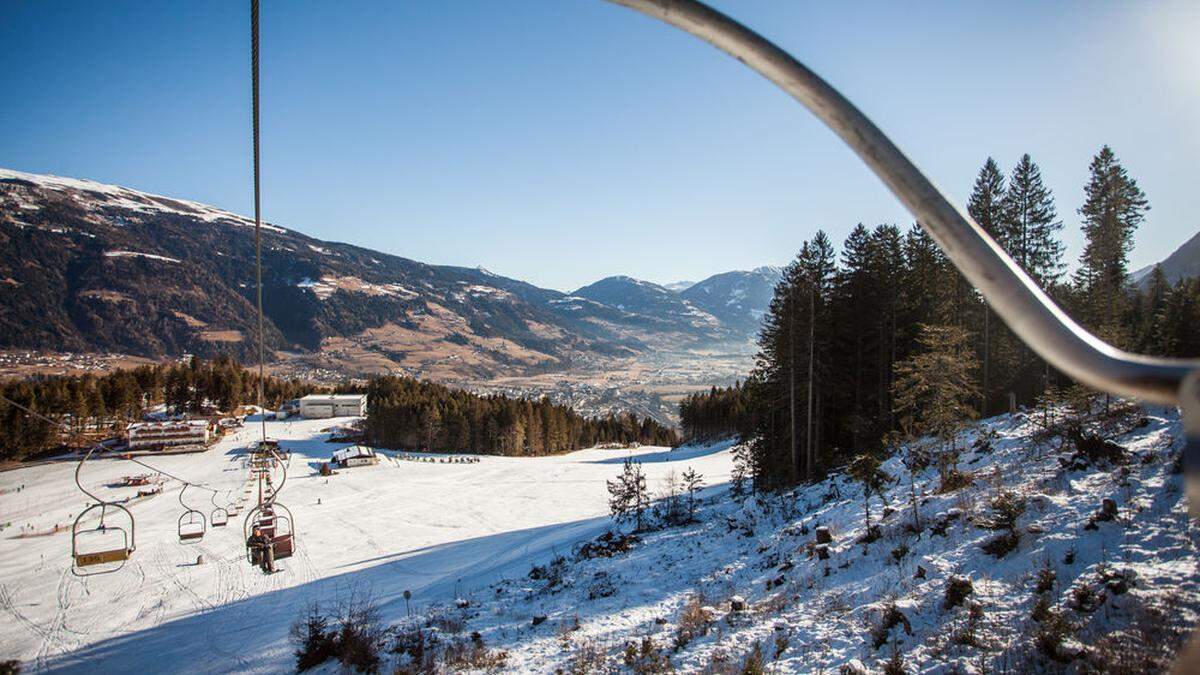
(607, 457, 649, 531)
(1074, 145, 1149, 331)
(967, 159, 1008, 416)
(1001, 154, 1064, 286)
(892, 324, 980, 489)
(847, 453, 891, 535)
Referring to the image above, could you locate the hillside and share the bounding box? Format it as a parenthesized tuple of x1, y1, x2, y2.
(572, 276, 725, 338)
(0, 169, 758, 382)
(1, 404, 1194, 672)
(1133, 230, 1200, 288)
(680, 266, 782, 337)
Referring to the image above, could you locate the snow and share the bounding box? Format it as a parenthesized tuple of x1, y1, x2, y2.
(103, 251, 182, 264)
(2, 408, 1196, 673)
(0, 168, 286, 233)
(0, 416, 732, 673)
(295, 275, 418, 301)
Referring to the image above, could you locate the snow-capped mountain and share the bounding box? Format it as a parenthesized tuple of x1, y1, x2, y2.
(572, 276, 726, 337)
(0, 168, 773, 378)
(681, 265, 783, 337)
(570, 267, 784, 342)
(663, 279, 696, 292)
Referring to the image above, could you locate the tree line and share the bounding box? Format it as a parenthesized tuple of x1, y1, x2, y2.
(0, 356, 321, 461)
(681, 146, 1191, 490)
(363, 376, 678, 456)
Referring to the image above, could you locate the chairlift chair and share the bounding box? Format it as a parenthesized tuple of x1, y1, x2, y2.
(72, 502, 135, 576)
(243, 502, 295, 565)
(177, 484, 207, 543)
(210, 492, 229, 527)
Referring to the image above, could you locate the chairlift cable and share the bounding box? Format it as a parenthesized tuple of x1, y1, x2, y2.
(251, 0, 268, 445)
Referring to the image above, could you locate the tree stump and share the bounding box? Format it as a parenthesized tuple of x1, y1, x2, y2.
(1099, 498, 1118, 521)
(815, 526, 833, 544)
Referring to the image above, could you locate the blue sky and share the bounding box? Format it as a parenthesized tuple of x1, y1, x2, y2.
(2, 1, 1197, 291)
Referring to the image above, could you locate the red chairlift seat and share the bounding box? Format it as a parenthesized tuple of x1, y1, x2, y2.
(244, 502, 295, 565)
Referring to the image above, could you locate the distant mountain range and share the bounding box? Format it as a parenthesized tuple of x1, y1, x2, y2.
(0, 168, 781, 380)
(1132, 230, 1200, 288)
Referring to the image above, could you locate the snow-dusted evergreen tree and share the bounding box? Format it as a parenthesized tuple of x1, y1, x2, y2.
(1001, 154, 1064, 286)
(847, 453, 891, 535)
(607, 457, 649, 531)
(681, 467, 704, 521)
(1073, 145, 1149, 332)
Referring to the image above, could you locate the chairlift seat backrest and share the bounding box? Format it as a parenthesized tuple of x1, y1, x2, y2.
(273, 534, 294, 558)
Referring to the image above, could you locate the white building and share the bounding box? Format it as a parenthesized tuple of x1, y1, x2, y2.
(298, 393, 367, 419)
(332, 445, 379, 468)
(127, 420, 210, 450)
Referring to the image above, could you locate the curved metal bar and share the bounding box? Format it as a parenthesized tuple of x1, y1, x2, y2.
(609, 0, 1200, 405)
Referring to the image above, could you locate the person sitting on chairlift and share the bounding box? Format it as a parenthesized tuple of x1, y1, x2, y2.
(248, 526, 274, 573)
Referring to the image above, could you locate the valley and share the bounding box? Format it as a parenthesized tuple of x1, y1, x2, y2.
(0, 168, 774, 423)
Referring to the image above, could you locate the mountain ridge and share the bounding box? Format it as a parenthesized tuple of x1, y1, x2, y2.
(1132, 229, 1200, 288)
(0, 167, 775, 380)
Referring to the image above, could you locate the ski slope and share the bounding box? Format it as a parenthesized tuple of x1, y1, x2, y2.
(0, 415, 733, 673)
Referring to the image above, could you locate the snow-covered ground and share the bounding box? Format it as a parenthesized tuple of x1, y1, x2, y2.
(2, 407, 1197, 673)
(0, 416, 732, 673)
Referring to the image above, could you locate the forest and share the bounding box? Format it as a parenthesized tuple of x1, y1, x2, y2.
(0, 356, 321, 461)
(681, 146, 1198, 489)
(0, 358, 678, 462)
(363, 376, 678, 456)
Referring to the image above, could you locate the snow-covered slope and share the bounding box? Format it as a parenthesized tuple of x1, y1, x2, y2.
(0, 417, 733, 673)
(1, 406, 1196, 673)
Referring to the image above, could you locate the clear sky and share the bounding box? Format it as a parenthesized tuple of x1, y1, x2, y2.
(2, 1, 1197, 292)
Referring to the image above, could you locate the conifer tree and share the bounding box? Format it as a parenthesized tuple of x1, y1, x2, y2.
(891, 324, 980, 488)
(1073, 145, 1149, 331)
(607, 457, 649, 531)
(847, 453, 891, 535)
(681, 467, 704, 521)
(967, 159, 1008, 415)
(1001, 154, 1064, 286)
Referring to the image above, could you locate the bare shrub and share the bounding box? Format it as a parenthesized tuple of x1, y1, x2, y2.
(623, 636, 673, 674)
(871, 600, 913, 650)
(442, 632, 508, 671)
(739, 641, 765, 674)
(1034, 560, 1056, 594)
(1034, 608, 1074, 663)
(291, 590, 390, 674)
(674, 594, 714, 650)
(291, 602, 337, 672)
(1084, 595, 1193, 674)
(944, 576, 974, 610)
(937, 468, 973, 493)
(565, 637, 611, 674)
(882, 642, 906, 675)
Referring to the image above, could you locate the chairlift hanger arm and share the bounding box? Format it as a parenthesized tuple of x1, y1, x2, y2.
(609, 0, 1200, 406)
